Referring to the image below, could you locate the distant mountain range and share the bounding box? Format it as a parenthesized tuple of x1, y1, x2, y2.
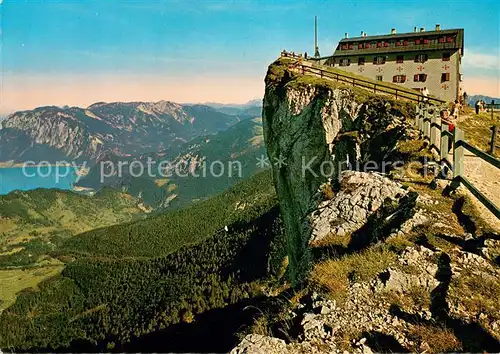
(201, 98, 262, 110)
(467, 94, 500, 106)
(198, 98, 263, 116)
(0, 101, 243, 164)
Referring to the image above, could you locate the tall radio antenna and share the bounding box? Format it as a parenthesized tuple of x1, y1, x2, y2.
(314, 16, 320, 58)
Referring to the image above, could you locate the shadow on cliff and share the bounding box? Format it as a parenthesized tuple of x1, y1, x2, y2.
(388, 252, 500, 352)
(312, 192, 418, 261)
(362, 331, 409, 353)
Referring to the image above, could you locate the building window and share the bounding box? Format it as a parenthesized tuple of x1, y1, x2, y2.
(377, 42, 383, 48)
(348, 44, 354, 49)
(376, 75, 383, 81)
(441, 73, 450, 82)
(413, 74, 427, 82)
(340, 58, 351, 66)
(415, 39, 421, 45)
(364, 43, 371, 49)
(373, 56, 386, 65)
(439, 37, 446, 43)
(384, 42, 390, 47)
(423, 39, 430, 44)
(358, 57, 365, 65)
(414, 54, 428, 63)
(358, 43, 363, 49)
(393, 75, 406, 83)
(342, 44, 348, 50)
(396, 55, 404, 63)
(447, 36, 454, 43)
(442, 52, 451, 61)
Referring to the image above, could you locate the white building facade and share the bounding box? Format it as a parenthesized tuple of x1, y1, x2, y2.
(317, 26, 464, 103)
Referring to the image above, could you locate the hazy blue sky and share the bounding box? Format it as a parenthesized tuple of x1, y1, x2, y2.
(1, 0, 499, 113)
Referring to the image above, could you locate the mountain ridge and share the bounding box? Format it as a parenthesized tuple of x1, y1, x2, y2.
(0, 100, 239, 164)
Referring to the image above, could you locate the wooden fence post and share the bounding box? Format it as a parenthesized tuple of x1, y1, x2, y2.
(422, 108, 427, 133)
(491, 126, 498, 155)
(430, 114, 440, 151)
(440, 123, 449, 163)
(421, 107, 426, 132)
(415, 106, 421, 127)
(423, 110, 431, 138)
(454, 127, 465, 179)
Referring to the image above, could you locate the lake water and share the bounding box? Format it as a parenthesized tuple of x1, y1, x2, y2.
(0, 166, 78, 195)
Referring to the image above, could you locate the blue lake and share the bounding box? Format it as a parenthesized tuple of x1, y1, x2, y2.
(0, 166, 78, 195)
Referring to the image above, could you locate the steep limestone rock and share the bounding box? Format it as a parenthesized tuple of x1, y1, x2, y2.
(230, 334, 288, 354)
(263, 59, 414, 284)
(310, 171, 408, 244)
(375, 246, 440, 294)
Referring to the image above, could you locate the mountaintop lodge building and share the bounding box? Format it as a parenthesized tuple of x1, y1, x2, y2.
(315, 25, 464, 103)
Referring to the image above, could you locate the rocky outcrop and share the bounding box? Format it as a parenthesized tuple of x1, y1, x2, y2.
(263, 59, 413, 284)
(375, 246, 439, 294)
(310, 172, 408, 244)
(232, 244, 500, 353)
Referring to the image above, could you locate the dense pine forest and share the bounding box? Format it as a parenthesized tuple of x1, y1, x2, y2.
(0, 171, 287, 351)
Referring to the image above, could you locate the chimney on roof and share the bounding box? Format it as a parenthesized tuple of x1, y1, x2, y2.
(435, 24, 441, 31)
(420, 27, 425, 32)
(414, 26, 417, 32)
(363, 32, 367, 37)
(391, 28, 396, 35)
(345, 32, 349, 38)
(360, 31, 364, 36)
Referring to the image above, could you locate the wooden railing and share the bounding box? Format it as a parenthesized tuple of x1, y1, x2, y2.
(486, 102, 500, 110)
(283, 55, 445, 105)
(416, 105, 500, 219)
(490, 126, 499, 155)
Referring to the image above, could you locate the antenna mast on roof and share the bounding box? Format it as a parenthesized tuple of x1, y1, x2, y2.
(314, 16, 320, 58)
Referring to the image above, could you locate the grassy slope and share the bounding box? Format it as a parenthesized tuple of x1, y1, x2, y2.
(0, 262, 64, 311)
(457, 108, 500, 157)
(0, 188, 145, 247)
(0, 188, 146, 311)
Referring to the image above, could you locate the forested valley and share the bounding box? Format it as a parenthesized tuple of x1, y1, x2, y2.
(0, 171, 287, 352)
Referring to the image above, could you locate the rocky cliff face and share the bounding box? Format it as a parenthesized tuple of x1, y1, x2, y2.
(1, 107, 103, 161)
(232, 58, 500, 353)
(262, 59, 414, 284)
